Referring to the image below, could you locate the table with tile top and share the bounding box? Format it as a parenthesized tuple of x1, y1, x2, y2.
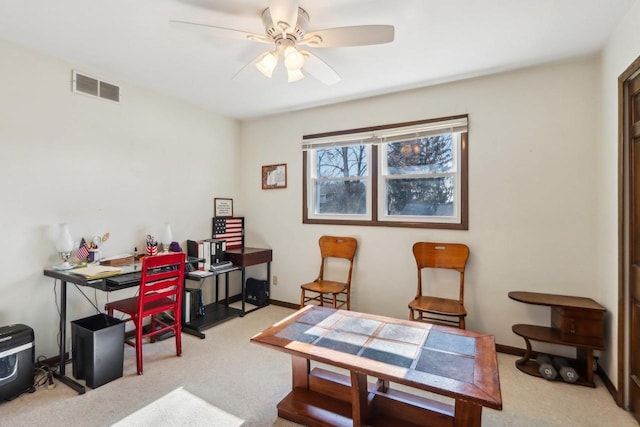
(250, 306, 502, 427)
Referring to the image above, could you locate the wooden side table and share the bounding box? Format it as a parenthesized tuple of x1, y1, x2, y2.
(508, 291, 605, 387)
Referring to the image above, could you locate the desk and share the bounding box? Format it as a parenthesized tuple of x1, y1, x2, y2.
(43, 263, 140, 394)
(225, 247, 272, 315)
(180, 247, 272, 338)
(183, 266, 242, 338)
(43, 256, 200, 394)
(251, 306, 502, 427)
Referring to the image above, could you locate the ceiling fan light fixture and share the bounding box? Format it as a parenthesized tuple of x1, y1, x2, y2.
(287, 68, 304, 83)
(284, 45, 305, 71)
(256, 50, 279, 78)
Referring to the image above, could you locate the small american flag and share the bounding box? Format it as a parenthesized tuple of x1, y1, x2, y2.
(212, 217, 244, 248)
(76, 238, 89, 260)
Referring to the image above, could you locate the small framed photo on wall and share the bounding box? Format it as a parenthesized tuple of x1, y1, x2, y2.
(214, 198, 233, 217)
(262, 164, 287, 189)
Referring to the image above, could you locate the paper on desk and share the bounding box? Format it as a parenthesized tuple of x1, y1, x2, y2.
(71, 264, 123, 279)
(100, 253, 133, 261)
(187, 270, 213, 277)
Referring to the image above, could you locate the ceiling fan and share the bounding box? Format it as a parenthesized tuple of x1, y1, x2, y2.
(170, 0, 394, 85)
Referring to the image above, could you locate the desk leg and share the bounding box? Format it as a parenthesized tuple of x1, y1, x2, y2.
(215, 274, 219, 303)
(454, 399, 482, 427)
(225, 272, 230, 306)
(54, 279, 86, 394)
(266, 261, 271, 305)
(58, 279, 67, 376)
(240, 267, 246, 317)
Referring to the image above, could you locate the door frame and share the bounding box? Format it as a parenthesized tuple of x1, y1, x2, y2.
(620, 54, 640, 409)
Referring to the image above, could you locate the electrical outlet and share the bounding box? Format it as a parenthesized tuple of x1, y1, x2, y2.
(273, 275, 278, 286)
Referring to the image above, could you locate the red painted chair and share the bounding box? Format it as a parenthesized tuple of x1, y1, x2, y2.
(105, 252, 185, 375)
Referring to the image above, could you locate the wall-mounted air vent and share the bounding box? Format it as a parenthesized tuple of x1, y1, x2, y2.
(72, 70, 120, 103)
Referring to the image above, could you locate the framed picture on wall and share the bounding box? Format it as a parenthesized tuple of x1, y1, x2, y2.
(262, 164, 287, 189)
(214, 198, 233, 217)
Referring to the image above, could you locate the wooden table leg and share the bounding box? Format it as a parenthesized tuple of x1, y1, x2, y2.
(515, 335, 532, 367)
(351, 371, 370, 426)
(455, 399, 482, 427)
(292, 356, 310, 389)
(576, 348, 594, 384)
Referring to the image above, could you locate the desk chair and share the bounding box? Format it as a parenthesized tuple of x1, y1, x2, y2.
(408, 242, 470, 329)
(300, 236, 358, 310)
(105, 252, 185, 375)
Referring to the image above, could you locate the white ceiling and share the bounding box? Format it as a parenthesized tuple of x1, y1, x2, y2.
(0, 0, 635, 119)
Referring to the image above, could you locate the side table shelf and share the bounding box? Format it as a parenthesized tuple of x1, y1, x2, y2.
(181, 247, 273, 339)
(508, 291, 606, 387)
(183, 267, 241, 339)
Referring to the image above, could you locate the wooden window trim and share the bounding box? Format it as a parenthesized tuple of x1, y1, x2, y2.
(302, 116, 469, 230)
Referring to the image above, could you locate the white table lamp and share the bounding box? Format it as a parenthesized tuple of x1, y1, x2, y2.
(55, 223, 75, 270)
(162, 222, 173, 253)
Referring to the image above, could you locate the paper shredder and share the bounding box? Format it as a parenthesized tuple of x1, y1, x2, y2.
(0, 324, 34, 401)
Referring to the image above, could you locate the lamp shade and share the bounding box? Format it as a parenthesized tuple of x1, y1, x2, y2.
(55, 223, 74, 252)
(162, 223, 173, 244)
(287, 68, 304, 83)
(256, 50, 278, 78)
(284, 46, 304, 71)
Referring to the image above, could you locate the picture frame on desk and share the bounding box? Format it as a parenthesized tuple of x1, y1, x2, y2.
(214, 198, 233, 217)
(262, 163, 287, 189)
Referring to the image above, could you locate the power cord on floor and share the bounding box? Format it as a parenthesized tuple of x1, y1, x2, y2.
(33, 364, 56, 390)
(1, 361, 53, 401)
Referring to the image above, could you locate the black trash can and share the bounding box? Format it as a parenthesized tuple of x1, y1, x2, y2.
(71, 314, 125, 389)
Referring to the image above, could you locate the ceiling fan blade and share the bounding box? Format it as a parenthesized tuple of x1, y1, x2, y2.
(269, 0, 299, 29)
(300, 25, 394, 48)
(231, 53, 263, 81)
(169, 20, 270, 44)
(301, 51, 341, 86)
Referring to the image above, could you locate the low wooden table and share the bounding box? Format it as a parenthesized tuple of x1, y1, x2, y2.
(251, 306, 502, 427)
(508, 291, 605, 387)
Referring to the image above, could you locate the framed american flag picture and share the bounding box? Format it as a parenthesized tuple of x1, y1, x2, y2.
(212, 216, 244, 249)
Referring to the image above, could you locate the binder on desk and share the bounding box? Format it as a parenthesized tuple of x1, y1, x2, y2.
(205, 239, 226, 264)
(187, 240, 209, 271)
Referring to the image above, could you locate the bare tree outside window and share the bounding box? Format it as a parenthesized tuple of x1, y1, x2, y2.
(315, 146, 368, 214)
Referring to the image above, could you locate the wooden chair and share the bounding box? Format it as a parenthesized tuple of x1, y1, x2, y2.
(408, 242, 470, 329)
(105, 252, 185, 375)
(300, 236, 358, 310)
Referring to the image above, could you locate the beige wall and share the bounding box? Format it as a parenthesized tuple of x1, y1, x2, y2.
(240, 58, 600, 357)
(0, 38, 241, 357)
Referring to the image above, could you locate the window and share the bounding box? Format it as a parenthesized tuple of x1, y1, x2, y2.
(303, 115, 468, 229)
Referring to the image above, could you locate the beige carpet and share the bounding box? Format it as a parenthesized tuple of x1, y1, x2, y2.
(111, 387, 243, 427)
(0, 305, 637, 427)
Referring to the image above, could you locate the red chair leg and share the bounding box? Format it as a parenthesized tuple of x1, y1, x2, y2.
(175, 325, 182, 357)
(135, 322, 144, 375)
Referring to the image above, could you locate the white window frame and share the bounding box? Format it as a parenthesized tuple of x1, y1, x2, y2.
(378, 132, 462, 224)
(306, 144, 372, 221)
